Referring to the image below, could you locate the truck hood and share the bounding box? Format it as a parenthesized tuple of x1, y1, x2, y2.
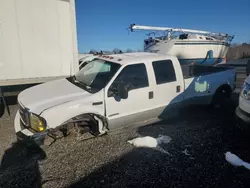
(18, 78, 92, 114)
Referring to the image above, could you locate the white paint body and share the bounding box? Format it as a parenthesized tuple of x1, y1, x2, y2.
(14, 53, 236, 137)
(146, 40, 229, 60)
(0, 0, 78, 86)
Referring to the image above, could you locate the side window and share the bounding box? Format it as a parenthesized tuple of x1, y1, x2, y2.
(152, 60, 176, 84)
(110, 63, 149, 93)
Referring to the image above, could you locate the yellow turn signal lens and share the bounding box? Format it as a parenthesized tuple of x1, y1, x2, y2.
(30, 113, 46, 132)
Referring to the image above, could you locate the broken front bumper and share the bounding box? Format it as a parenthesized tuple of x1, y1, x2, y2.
(14, 112, 47, 145)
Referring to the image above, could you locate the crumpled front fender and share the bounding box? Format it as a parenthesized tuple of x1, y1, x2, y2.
(40, 100, 105, 130)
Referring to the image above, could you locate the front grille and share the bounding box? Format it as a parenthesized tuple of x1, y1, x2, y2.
(18, 103, 29, 127)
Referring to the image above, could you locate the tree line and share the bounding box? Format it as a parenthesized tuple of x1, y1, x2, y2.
(227, 42, 250, 60)
(88, 48, 143, 55)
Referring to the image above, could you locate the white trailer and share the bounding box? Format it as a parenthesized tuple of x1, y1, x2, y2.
(0, 0, 79, 116)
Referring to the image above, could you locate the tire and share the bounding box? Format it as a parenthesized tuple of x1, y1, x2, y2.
(210, 85, 232, 108)
(0, 98, 5, 118)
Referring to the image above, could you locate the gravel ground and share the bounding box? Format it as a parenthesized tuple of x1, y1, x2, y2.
(0, 92, 250, 188)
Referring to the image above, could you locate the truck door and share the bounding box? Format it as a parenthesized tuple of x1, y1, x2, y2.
(150, 59, 184, 119)
(105, 63, 153, 130)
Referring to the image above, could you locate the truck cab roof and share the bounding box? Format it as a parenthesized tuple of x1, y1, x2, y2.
(95, 52, 177, 65)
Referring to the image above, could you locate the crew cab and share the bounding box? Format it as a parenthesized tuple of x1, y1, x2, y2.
(14, 52, 236, 144)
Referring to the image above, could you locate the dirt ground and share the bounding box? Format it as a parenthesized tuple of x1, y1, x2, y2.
(0, 92, 250, 188)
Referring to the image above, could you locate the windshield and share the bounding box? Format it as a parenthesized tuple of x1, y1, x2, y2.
(74, 59, 121, 93)
(79, 55, 95, 66)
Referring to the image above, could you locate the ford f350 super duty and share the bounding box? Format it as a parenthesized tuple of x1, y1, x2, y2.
(14, 52, 236, 144)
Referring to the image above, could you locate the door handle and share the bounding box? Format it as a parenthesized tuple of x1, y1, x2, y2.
(176, 85, 180, 93)
(149, 91, 154, 99)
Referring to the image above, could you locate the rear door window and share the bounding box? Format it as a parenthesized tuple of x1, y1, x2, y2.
(152, 60, 176, 84)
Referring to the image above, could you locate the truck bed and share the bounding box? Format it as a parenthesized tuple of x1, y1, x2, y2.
(181, 64, 234, 79)
(182, 64, 236, 104)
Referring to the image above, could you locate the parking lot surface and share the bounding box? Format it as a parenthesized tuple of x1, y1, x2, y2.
(0, 93, 250, 188)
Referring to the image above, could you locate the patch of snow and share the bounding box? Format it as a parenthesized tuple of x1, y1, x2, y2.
(181, 148, 194, 159)
(225, 151, 250, 170)
(158, 148, 172, 156)
(127, 136, 157, 148)
(182, 149, 191, 156)
(156, 135, 172, 144)
(127, 135, 171, 148)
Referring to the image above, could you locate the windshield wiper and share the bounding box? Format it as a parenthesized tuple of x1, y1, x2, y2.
(69, 75, 95, 93)
(74, 78, 92, 92)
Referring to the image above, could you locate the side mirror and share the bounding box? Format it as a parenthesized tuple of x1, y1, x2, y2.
(117, 83, 128, 99)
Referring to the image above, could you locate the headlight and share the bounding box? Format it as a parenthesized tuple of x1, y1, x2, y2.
(241, 82, 250, 100)
(30, 113, 46, 132)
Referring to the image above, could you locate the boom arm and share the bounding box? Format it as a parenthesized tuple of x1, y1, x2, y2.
(129, 24, 228, 37)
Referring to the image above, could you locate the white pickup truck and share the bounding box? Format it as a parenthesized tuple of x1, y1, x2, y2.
(14, 52, 236, 144)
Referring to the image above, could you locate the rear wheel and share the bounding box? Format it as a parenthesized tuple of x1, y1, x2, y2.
(211, 85, 232, 108)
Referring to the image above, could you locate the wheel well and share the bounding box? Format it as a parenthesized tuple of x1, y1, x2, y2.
(59, 113, 108, 136)
(216, 84, 232, 97)
(211, 84, 232, 105)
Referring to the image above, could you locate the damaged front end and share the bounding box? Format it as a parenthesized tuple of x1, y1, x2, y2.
(16, 101, 109, 146)
(15, 104, 48, 145)
(43, 113, 109, 145)
(35, 113, 108, 146)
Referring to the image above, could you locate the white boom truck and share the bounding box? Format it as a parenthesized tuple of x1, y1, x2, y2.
(0, 0, 79, 117)
(14, 52, 236, 144)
